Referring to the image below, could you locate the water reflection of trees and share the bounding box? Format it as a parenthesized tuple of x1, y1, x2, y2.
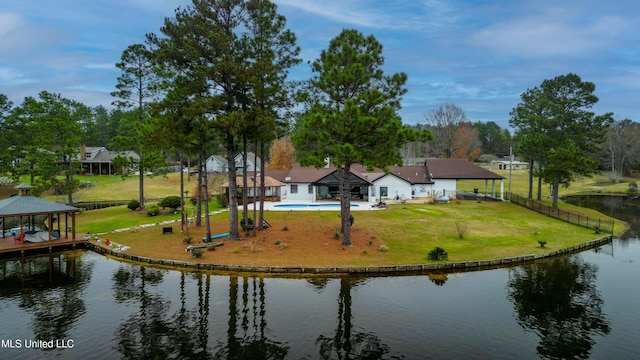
(0, 252, 93, 345)
(316, 277, 391, 359)
(507, 256, 610, 359)
(214, 275, 289, 359)
(114, 265, 214, 359)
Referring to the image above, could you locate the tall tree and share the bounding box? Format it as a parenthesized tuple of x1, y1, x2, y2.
(451, 122, 481, 160)
(510, 73, 613, 208)
(601, 119, 640, 176)
(292, 29, 425, 246)
(424, 103, 467, 158)
(148, 0, 299, 240)
(474, 121, 511, 157)
(11, 91, 90, 203)
(0, 94, 15, 174)
(112, 43, 163, 210)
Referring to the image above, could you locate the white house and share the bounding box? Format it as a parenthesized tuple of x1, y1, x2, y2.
(489, 159, 529, 171)
(204, 152, 261, 173)
(264, 159, 505, 203)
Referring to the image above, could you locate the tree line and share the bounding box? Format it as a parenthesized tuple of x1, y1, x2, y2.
(0, 0, 634, 242)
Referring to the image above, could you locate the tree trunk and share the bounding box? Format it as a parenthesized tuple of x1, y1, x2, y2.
(195, 156, 203, 227)
(527, 160, 534, 199)
(227, 137, 240, 240)
(339, 166, 352, 246)
(536, 168, 542, 201)
(180, 154, 185, 232)
(202, 152, 211, 241)
(138, 153, 145, 210)
(551, 177, 560, 209)
(242, 139, 249, 237)
(258, 141, 266, 231)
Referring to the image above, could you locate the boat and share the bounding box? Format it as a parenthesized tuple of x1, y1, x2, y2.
(202, 233, 230, 242)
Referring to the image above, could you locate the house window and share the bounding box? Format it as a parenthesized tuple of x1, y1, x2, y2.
(85, 152, 92, 159)
(380, 187, 388, 197)
(291, 184, 298, 194)
(308, 184, 314, 194)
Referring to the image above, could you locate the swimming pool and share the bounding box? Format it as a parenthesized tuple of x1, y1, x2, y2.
(273, 203, 360, 210)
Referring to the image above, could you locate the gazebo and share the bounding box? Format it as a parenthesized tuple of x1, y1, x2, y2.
(0, 184, 80, 243)
(222, 176, 285, 204)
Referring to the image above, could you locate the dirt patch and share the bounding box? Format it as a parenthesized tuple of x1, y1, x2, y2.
(104, 216, 389, 267)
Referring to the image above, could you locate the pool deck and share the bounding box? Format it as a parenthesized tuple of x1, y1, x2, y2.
(245, 200, 383, 211)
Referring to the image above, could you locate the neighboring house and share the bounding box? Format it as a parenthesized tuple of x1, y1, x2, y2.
(205, 155, 228, 173)
(489, 159, 530, 171)
(78, 145, 140, 175)
(204, 152, 261, 174)
(264, 159, 505, 203)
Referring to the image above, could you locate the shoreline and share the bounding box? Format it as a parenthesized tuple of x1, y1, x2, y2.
(85, 234, 613, 276)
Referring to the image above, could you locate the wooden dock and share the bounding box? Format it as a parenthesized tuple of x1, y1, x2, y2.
(0, 236, 88, 259)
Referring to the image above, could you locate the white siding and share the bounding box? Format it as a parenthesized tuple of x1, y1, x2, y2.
(371, 175, 412, 200)
(431, 179, 457, 198)
(282, 183, 315, 201)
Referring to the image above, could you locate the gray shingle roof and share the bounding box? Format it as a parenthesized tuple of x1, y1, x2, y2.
(0, 195, 80, 216)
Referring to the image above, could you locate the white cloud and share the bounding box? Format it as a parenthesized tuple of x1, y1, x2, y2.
(469, 7, 626, 58)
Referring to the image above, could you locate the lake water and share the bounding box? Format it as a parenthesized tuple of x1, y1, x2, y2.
(1, 197, 639, 359)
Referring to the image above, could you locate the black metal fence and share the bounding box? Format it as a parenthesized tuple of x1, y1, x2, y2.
(506, 192, 615, 234)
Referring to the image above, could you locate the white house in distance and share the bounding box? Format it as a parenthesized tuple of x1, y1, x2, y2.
(264, 159, 505, 203)
(488, 159, 529, 171)
(205, 152, 261, 174)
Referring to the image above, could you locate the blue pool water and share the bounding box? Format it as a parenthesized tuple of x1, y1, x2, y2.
(274, 203, 360, 209)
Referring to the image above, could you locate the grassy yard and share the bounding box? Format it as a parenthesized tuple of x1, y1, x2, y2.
(17, 168, 630, 267)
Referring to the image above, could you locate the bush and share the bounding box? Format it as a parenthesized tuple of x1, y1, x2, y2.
(146, 203, 160, 216)
(182, 237, 193, 244)
(127, 200, 140, 211)
(538, 240, 547, 248)
(278, 242, 288, 249)
(191, 248, 203, 259)
(240, 217, 254, 231)
(334, 230, 341, 240)
(274, 239, 282, 245)
(215, 193, 228, 208)
(428, 247, 448, 261)
(378, 245, 389, 252)
(159, 196, 181, 211)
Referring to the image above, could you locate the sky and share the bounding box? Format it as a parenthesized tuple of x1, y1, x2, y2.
(2, 0, 639, 129)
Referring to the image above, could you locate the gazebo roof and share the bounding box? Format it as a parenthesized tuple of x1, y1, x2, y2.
(0, 191, 80, 217)
(221, 176, 285, 188)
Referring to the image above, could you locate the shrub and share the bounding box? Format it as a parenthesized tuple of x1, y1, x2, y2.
(207, 244, 217, 251)
(278, 242, 288, 249)
(191, 248, 203, 259)
(215, 193, 228, 208)
(233, 247, 241, 254)
(159, 196, 181, 211)
(282, 225, 289, 231)
(378, 245, 389, 252)
(274, 239, 282, 245)
(182, 237, 193, 244)
(146, 203, 160, 216)
(334, 230, 341, 240)
(240, 217, 254, 231)
(127, 200, 140, 211)
(427, 247, 448, 261)
(538, 240, 547, 248)
(362, 250, 368, 255)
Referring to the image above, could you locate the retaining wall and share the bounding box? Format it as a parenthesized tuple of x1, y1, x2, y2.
(85, 234, 613, 275)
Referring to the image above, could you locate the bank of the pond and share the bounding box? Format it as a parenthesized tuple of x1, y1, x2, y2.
(85, 234, 613, 274)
